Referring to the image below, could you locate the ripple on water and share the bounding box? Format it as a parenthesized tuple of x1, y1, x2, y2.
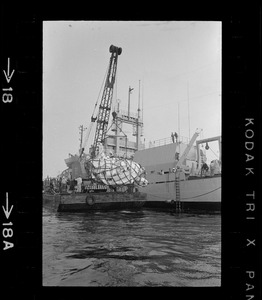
(43, 209, 221, 286)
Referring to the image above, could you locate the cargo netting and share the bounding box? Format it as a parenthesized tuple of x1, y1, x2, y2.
(84, 148, 148, 187)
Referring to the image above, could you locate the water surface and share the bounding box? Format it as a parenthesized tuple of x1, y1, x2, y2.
(43, 208, 221, 286)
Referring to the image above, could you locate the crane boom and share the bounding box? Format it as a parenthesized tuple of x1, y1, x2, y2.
(92, 45, 122, 156)
(175, 128, 202, 169)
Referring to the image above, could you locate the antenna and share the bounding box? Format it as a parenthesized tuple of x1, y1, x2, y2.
(177, 102, 180, 140)
(128, 86, 134, 119)
(142, 80, 144, 122)
(187, 81, 191, 139)
(138, 79, 141, 113)
(113, 67, 118, 110)
(79, 125, 87, 154)
(136, 80, 142, 150)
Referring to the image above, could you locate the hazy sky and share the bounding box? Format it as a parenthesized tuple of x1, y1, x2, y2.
(43, 21, 221, 178)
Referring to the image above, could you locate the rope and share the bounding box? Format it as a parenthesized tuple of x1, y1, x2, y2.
(208, 145, 219, 159)
(114, 159, 129, 185)
(181, 186, 221, 199)
(82, 122, 95, 151)
(92, 63, 109, 118)
(89, 156, 145, 187)
(81, 63, 110, 152)
(145, 186, 221, 201)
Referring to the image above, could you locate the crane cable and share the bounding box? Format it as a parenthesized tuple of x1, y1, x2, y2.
(208, 145, 219, 159)
(82, 62, 110, 152)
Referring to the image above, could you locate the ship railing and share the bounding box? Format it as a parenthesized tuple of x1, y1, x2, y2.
(145, 135, 189, 149)
(119, 109, 138, 119)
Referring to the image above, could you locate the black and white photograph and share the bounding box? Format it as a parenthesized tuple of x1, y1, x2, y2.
(1, 6, 261, 298)
(43, 21, 221, 287)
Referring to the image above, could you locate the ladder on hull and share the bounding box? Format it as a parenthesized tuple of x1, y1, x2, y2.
(175, 171, 181, 212)
(173, 129, 202, 212)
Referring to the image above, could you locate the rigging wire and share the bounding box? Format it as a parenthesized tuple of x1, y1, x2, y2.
(91, 63, 110, 118)
(145, 186, 221, 201)
(82, 122, 95, 151)
(82, 62, 110, 152)
(112, 66, 118, 112)
(208, 145, 219, 159)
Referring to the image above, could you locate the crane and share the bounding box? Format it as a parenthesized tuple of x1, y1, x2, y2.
(174, 128, 202, 170)
(90, 45, 122, 157)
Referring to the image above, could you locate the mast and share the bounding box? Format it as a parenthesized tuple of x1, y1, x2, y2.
(128, 86, 134, 119)
(177, 102, 180, 142)
(142, 80, 144, 123)
(115, 100, 120, 156)
(136, 80, 142, 150)
(79, 125, 86, 154)
(187, 81, 191, 141)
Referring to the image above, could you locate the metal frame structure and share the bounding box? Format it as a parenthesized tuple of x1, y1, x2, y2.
(92, 45, 122, 155)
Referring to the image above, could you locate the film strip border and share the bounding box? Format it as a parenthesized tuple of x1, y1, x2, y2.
(222, 10, 261, 300)
(0, 5, 261, 299)
(1, 4, 42, 291)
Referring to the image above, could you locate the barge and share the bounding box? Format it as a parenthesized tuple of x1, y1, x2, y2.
(43, 191, 147, 212)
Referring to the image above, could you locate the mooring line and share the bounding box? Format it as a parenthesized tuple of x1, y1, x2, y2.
(145, 186, 221, 201)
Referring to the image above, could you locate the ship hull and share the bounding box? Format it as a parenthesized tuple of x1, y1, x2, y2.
(43, 192, 146, 212)
(133, 140, 221, 212)
(139, 175, 221, 212)
(139, 175, 221, 202)
(43, 175, 221, 213)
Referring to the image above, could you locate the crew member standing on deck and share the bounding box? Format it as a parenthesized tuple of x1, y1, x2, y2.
(174, 132, 178, 143)
(62, 177, 67, 191)
(76, 176, 82, 193)
(201, 162, 209, 177)
(66, 178, 70, 192)
(171, 132, 175, 143)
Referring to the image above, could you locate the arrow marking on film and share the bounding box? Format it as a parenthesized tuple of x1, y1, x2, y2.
(3, 57, 15, 83)
(2, 192, 13, 219)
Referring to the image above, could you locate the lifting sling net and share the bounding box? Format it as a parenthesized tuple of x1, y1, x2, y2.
(84, 145, 148, 187)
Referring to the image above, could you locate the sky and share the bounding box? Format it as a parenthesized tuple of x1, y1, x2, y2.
(43, 21, 221, 178)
